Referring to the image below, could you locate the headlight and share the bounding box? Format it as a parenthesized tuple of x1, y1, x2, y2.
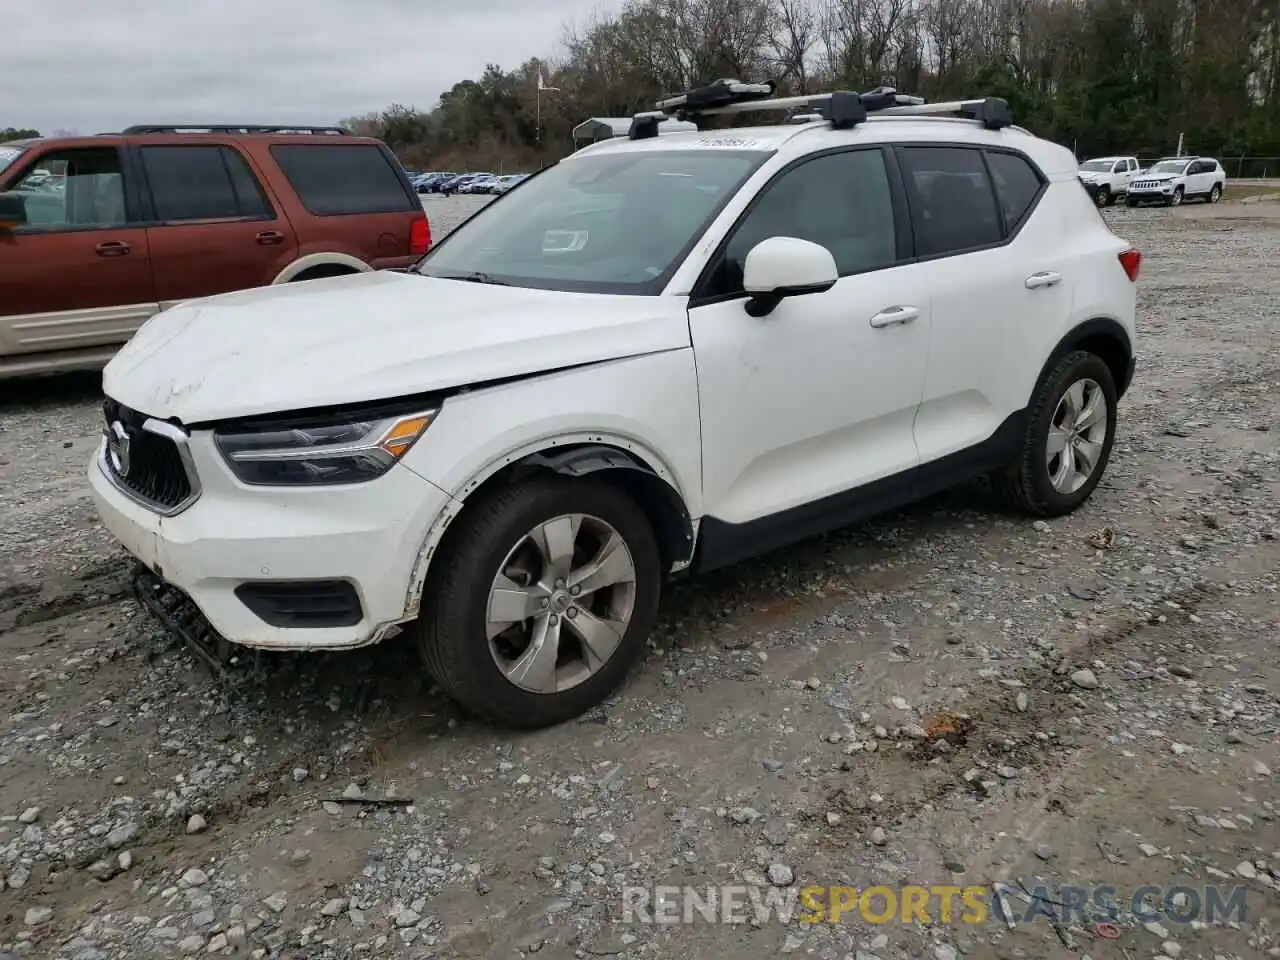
(214, 409, 437, 486)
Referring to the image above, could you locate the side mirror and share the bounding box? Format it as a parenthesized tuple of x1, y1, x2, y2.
(741, 236, 838, 317)
(0, 191, 27, 232)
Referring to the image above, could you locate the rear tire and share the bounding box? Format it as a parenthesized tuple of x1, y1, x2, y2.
(414, 477, 662, 729)
(1208, 184, 1222, 203)
(991, 351, 1118, 518)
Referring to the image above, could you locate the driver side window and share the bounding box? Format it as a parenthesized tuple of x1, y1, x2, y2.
(11, 148, 129, 230)
(704, 149, 898, 298)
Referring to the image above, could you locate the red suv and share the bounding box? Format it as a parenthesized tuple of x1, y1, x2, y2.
(0, 125, 431, 378)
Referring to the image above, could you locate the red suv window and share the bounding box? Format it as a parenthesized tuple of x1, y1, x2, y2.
(269, 144, 417, 216)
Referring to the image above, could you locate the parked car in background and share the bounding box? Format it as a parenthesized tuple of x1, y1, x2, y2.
(0, 123, 430, 379)
(414, 173, 454, 194)
(445, 173, 491, 195)
(461, 174, 500, 194)
(491, 173, 530, 194)
(435, 174, 467, 195)
(413, 173, 450, 193)
(1126, 156, 1226, 206)
(1077, 156, 1139, 207)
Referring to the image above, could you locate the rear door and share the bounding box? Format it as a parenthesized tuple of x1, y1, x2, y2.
(135, 143, 299, 304)
(1191, 160, 1219, 194)
(905, 144, 1072, 464)
(265, 142, 423, 269)
(0, 145, 157, 360)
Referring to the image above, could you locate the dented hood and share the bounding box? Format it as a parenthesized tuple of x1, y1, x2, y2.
(102, 270, 691, 423)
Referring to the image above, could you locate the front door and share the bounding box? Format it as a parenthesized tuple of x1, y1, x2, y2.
(135, 143, 298, 304)
(688, 147, 928, 556)
(0, 146, 157, 358)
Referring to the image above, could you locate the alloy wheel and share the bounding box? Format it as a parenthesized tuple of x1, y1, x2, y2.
(485, 513, 637, 694)
(1046, 378, 1109, 495)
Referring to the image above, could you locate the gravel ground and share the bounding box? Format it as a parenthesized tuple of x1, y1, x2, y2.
(1, 195, 1278, 960)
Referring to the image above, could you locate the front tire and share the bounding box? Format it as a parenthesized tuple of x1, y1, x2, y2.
(1168, 187, 1184, 207)
(414, 477, 662, 729)
(1093, 186, 1111, 208)
(992, 351, 1118, 518)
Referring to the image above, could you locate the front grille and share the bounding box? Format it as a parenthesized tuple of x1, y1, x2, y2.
(1130, 180, 1163, 190)
(102, 399, 196, 512)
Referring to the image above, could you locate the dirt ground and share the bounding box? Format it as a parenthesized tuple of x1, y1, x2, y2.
(1, 196, 1278, 960)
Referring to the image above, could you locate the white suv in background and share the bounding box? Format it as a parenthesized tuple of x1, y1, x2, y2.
(1077, 155, 1140, 206)
(1127, 156, 1226, 206)
(88, 83, 1141, 729)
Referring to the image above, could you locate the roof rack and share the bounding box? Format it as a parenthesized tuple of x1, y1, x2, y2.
(628, 80, 1013, 139)
(119, 124, 352, 135)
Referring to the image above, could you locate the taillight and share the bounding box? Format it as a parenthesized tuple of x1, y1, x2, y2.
(409, 215, 431, 256)
(1118, 248, 1141, 282)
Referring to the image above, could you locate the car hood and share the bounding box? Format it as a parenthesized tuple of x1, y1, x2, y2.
(1136, 172, 1179, 181)
(103, 270, 691, 424)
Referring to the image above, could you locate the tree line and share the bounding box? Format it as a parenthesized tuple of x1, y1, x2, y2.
(1, 128, 40, 143)
(344, 0, 1280, 175)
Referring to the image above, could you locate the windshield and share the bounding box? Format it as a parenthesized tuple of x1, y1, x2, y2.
(1149, 160, 1189, 174)
(1079, 160, 1113, 172)
(416, 148, 769, 294)
(0, 145, 25, 176)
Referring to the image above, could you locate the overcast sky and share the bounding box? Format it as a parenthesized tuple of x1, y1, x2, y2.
(10, 0, 622, 135)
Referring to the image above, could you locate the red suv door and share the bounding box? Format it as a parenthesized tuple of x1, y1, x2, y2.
(132, 143, 299, 304)
(0, 145, 157, 366)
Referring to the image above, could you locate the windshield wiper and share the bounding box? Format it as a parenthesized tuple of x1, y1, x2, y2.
(454, 271, 510, 286)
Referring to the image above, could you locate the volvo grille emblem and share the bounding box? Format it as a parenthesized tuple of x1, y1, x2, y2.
(106, 421, 132, 478)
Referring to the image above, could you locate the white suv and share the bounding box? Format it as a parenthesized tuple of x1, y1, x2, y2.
(1077, 155, 1140, 206)
(88, 82, 1141, 729)
(1126, 156, 1226, 206)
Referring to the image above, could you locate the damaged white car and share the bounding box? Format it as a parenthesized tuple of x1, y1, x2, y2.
(89, 82, 1139, 727)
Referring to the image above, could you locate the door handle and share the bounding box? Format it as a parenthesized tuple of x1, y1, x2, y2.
(95, 240, 131, 257)
(869, 305, 920, 328)
(255, 230, 285, 246)
(1025, 271, 1062, 289)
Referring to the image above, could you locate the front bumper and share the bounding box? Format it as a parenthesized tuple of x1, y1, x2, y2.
(1126, 185, 1176, 202)
(88, 435, 454, 651)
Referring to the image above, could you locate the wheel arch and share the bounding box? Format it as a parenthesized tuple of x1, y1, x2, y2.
(272, 253, 371, 284)
(1039, 317, 1134, 400)
(403, 437, 697, 620)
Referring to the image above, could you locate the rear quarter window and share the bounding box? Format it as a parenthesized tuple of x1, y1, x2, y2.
(983, 150, 1046, 232)
(268, 144, 416, 216)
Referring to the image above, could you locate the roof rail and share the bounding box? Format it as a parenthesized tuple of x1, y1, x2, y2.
(629, 80, 1013, 139)
(119, 124, 353, 135)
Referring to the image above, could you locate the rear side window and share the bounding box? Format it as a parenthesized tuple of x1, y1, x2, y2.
(140, 145, 272, 222)
(269, 144, 416, 216)
(897, 146, 1002, 257)
(984, 150, 1045, 232)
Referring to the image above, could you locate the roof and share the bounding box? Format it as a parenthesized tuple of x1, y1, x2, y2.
(568, 116, 1077, 177)
(571, 117, 698, 139)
